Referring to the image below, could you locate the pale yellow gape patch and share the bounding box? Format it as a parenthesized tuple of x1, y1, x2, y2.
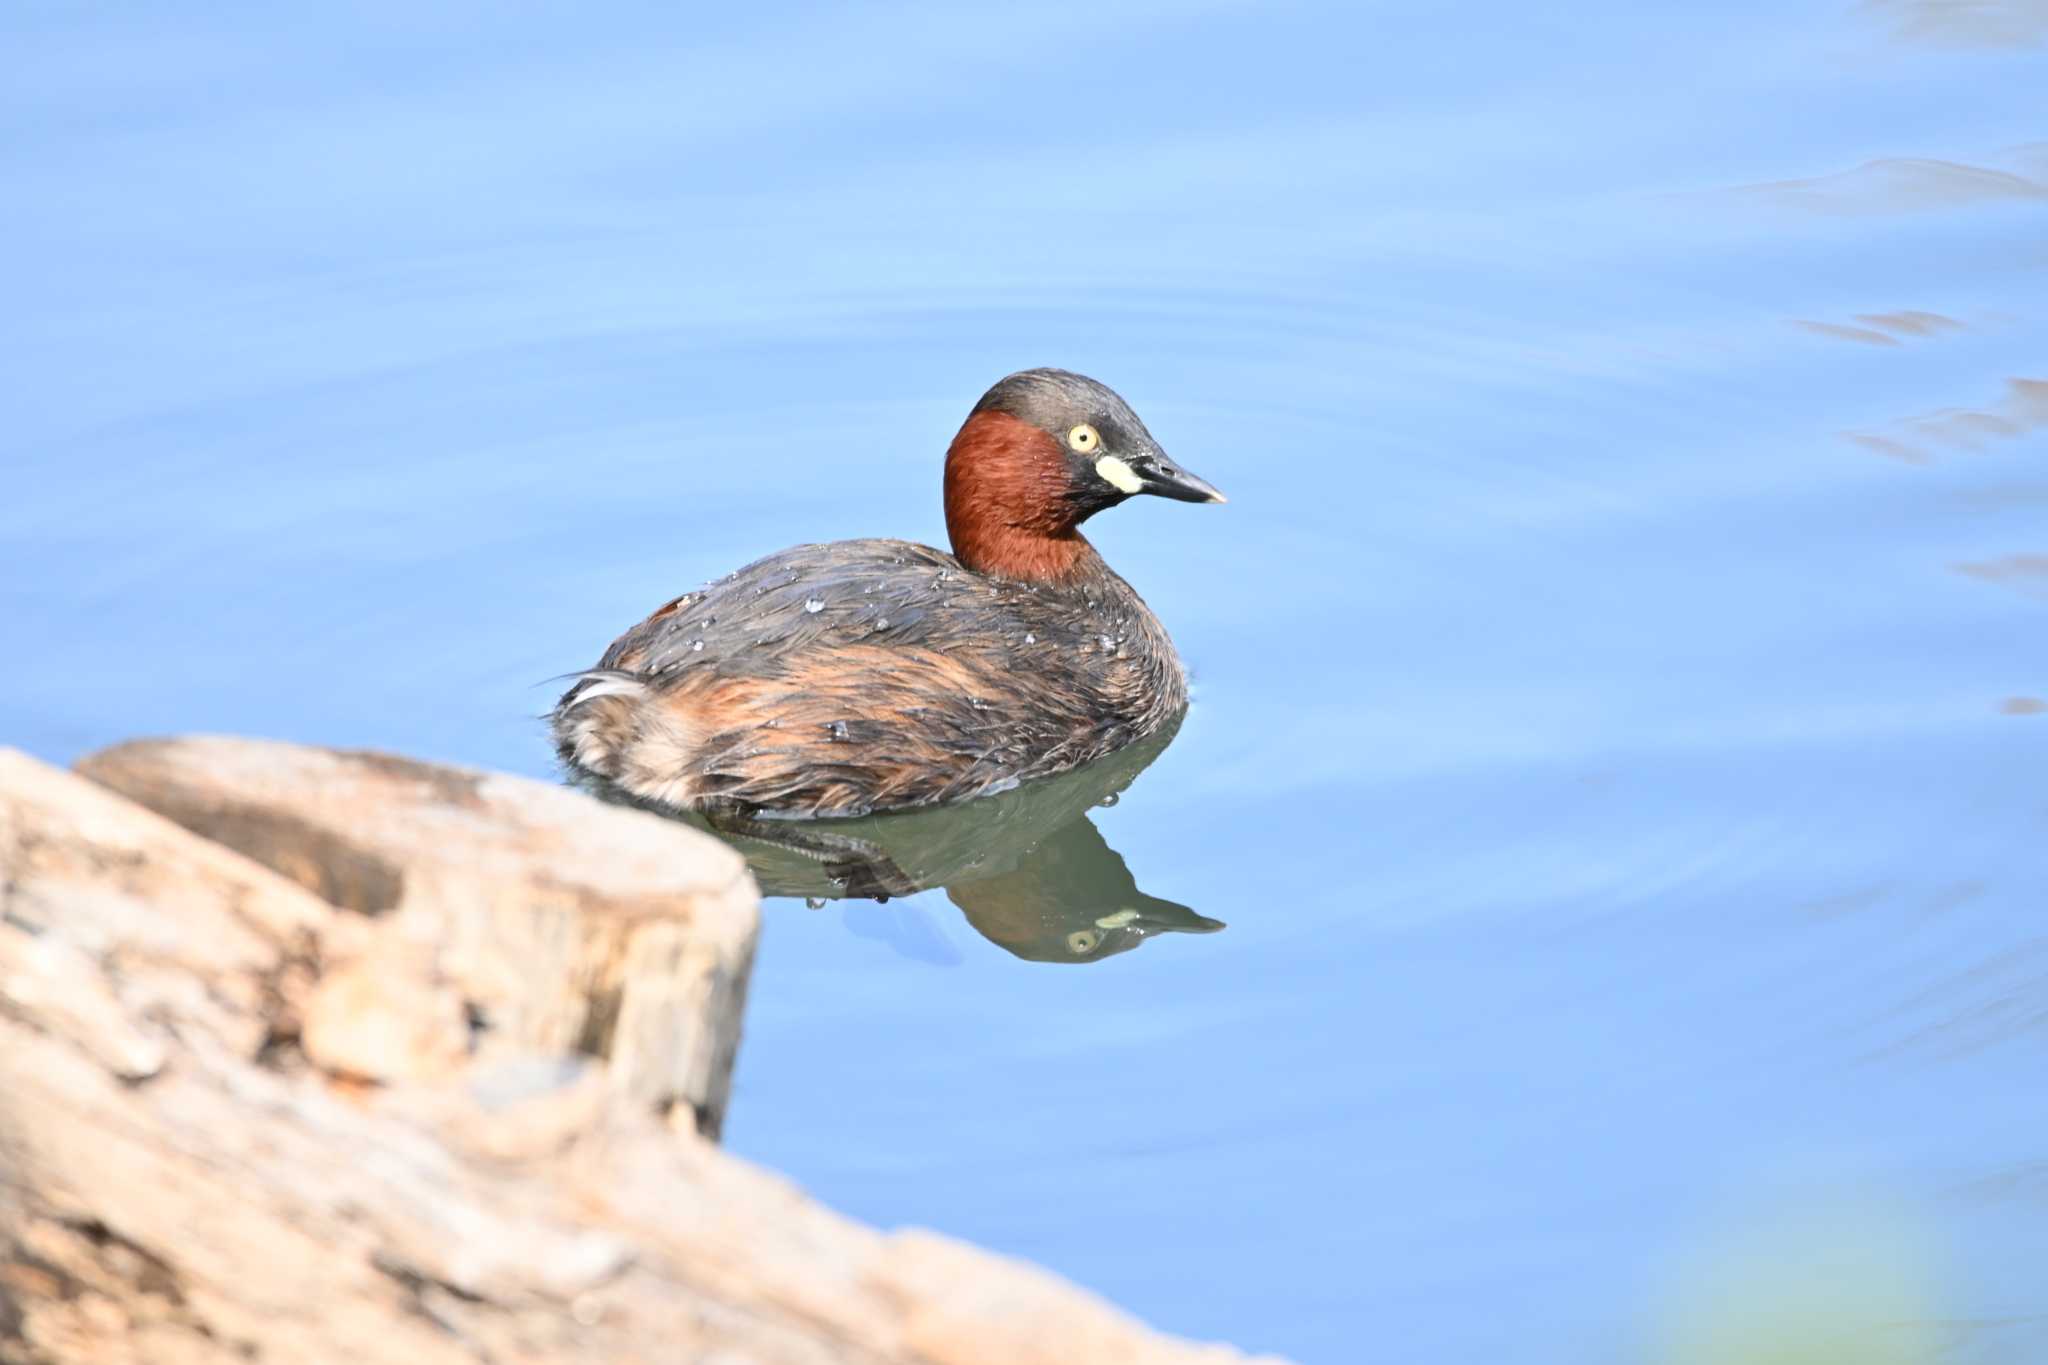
(1094, 455, 1144, 494)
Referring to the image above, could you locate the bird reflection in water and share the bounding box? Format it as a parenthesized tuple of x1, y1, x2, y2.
(659, 718, 1222, 964)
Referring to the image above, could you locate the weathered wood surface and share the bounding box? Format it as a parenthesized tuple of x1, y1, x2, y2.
(77, 736, 759, 1138)
(0, 746, 1284, 1365)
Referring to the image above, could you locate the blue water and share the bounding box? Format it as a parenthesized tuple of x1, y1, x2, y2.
(6, 4, 2046, 1361)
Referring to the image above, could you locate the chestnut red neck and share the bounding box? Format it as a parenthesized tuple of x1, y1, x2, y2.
(943, 410, 1096, 583)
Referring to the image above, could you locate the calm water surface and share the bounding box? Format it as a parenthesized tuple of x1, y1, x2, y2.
(6, 4, 2046, 1361)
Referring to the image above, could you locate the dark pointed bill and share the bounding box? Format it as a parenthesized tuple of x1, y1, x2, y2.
(1133, 453, 1227, 504)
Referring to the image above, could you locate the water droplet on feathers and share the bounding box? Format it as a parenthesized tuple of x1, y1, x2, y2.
(828, 721, 850, 740)
(805, 897, 826, 910)
(804, 597, 824, 613)
(1023, 633, 1036, 644)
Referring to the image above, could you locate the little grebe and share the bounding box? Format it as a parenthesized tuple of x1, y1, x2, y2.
(551, 368, 1223, 817)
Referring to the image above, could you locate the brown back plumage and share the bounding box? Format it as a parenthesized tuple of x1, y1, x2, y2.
(552, 538, 1186, 817)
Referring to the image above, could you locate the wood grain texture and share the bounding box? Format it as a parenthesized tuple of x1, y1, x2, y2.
(0, 746, 1284, 1365)
(75, 737, 759, 1137)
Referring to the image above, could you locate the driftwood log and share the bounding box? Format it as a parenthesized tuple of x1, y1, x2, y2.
(0, 743, 1281, 1365)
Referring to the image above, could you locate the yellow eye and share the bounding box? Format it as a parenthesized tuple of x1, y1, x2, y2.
(1067, 424, 1100, 453)
(1065, 930, 1100, 954)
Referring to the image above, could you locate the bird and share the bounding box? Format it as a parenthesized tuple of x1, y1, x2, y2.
(551, 367, 1224, 818)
